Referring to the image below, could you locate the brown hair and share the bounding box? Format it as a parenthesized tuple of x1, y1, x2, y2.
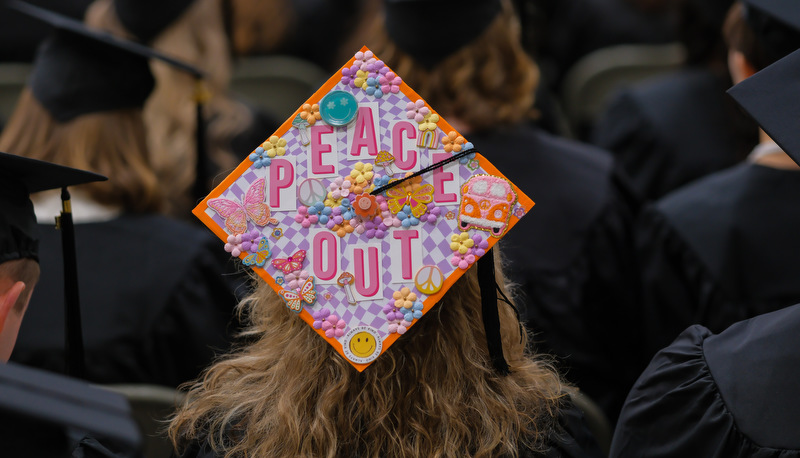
(0, 258, 41, 313)
(723, 2, 772, 71)
(365, 0, 539, 133)
(0, 90, 163, 213)
(169, 252, 567, 457)
(85, 0, 252, 217)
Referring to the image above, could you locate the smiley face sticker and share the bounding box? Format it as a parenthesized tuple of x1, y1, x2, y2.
(342, 326, 382, 364)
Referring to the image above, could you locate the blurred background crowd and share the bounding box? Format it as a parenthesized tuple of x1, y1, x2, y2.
(2, 0, 800, 456)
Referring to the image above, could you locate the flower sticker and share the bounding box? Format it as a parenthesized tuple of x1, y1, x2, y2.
(341, 64, 359, 88)
(349, 162, 375, 194)
(419, 112, 440, 132)
(312, 308, 347, 339)
(353, 50, 376, 71)
(325, 177, 352, 206)
(294, 205, 319, 228)
(248, 146, 271, 168)
(263, 135, 287, 158)
(442, 131, 466, 153)
(459, 141, 477, 164)
(379, 71, 402, 95)
(300, 103, 321, 126)
(406, 99, 430, 123)
(365, 77, 383, 98)
(353, 193, 379, 219)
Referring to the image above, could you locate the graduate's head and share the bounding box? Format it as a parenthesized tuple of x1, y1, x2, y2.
(0, 151, 104, 361)
(0, 19, 161, 213)
(367, 0, 538, 133)
(0, 1, 209, 215)
(170, 250, 565, 456)
(724, 0, 800, 79)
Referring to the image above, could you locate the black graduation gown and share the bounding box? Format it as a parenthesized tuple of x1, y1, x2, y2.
(611, 304, 800, 457)
(10, 214, 242, 387)
(0, 362, 143, 458)
(636, 162, 800, 359)
(468, 124, 642, 424)
(170, 396, 605, 458)
(592, 68, 756, 201)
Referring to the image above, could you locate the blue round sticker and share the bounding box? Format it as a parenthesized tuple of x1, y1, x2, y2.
(319, 91, 358, 126)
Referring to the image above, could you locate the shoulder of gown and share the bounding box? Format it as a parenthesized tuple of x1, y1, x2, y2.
(591, 69, 741, 200)
(611, 304, 800, 457)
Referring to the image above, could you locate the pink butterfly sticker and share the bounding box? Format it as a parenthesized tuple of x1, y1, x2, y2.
(271, 250, 307, 274)
(279, 276, 316, 312)
(208, 178, 278, 235)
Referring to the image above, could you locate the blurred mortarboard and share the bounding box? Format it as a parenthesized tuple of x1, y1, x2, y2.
(113, 0, 197, 43)
(727, 47, 800, 166)
(743, 0, 800, 63)
(6, 0, 212, 202)
(0, 150, 106, 264)
(385, 0, 502, 69)
(0, 361, 142, 457)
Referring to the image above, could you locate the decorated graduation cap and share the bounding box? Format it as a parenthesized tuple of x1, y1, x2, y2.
(728, 47, 800, 165)
(385, 0, 502, 69)
(0, 151, 106, 378)
(743, 0, 800, 63)
(0, 362, 142, 457)
(6, 0, 211, 202)
(194, 46, 534, 371)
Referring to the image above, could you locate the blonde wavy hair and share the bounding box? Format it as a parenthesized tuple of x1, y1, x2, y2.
(169, 251, 567, 457)
(365, 0, 539, 133)
(0, 90, 162, 213)
(86, 0, 253, 217)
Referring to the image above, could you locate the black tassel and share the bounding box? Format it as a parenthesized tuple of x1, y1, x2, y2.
(477, 248, 510, 375)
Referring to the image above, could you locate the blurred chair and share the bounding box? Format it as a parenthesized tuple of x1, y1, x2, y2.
(0, 62, 32, 126)
(99, 384, 186, 458)
(560, 43, 686, 139)
(569, 389, 612, 456)
(229, 54, 329, 119)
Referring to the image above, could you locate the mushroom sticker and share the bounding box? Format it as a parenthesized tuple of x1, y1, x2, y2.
(375, 150, 396, 176)
(337, 271, 357, 305)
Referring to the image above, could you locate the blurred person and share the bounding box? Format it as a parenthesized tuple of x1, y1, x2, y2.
(612, 32, 800, 456)
(633, 0, 800, 365)
(529, 0, 678, 137)
(592, 0, 759, 201)
(2, 1, 241, 387)
(85, 0, 281, 218)
(0, 151, 143, 458)
(365, 0, 643, 425)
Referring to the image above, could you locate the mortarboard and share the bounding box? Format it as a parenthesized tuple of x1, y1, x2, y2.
(0, 151, 106, 378)
(742, 0, 800, 63)
(193, 47, 534, 373)
(727, 47, 800, 165)
(0, 150, 106, 264)
(6, 0, 212, 203)
(384, 0, 502, 70)
(0, 361, 142, 457)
